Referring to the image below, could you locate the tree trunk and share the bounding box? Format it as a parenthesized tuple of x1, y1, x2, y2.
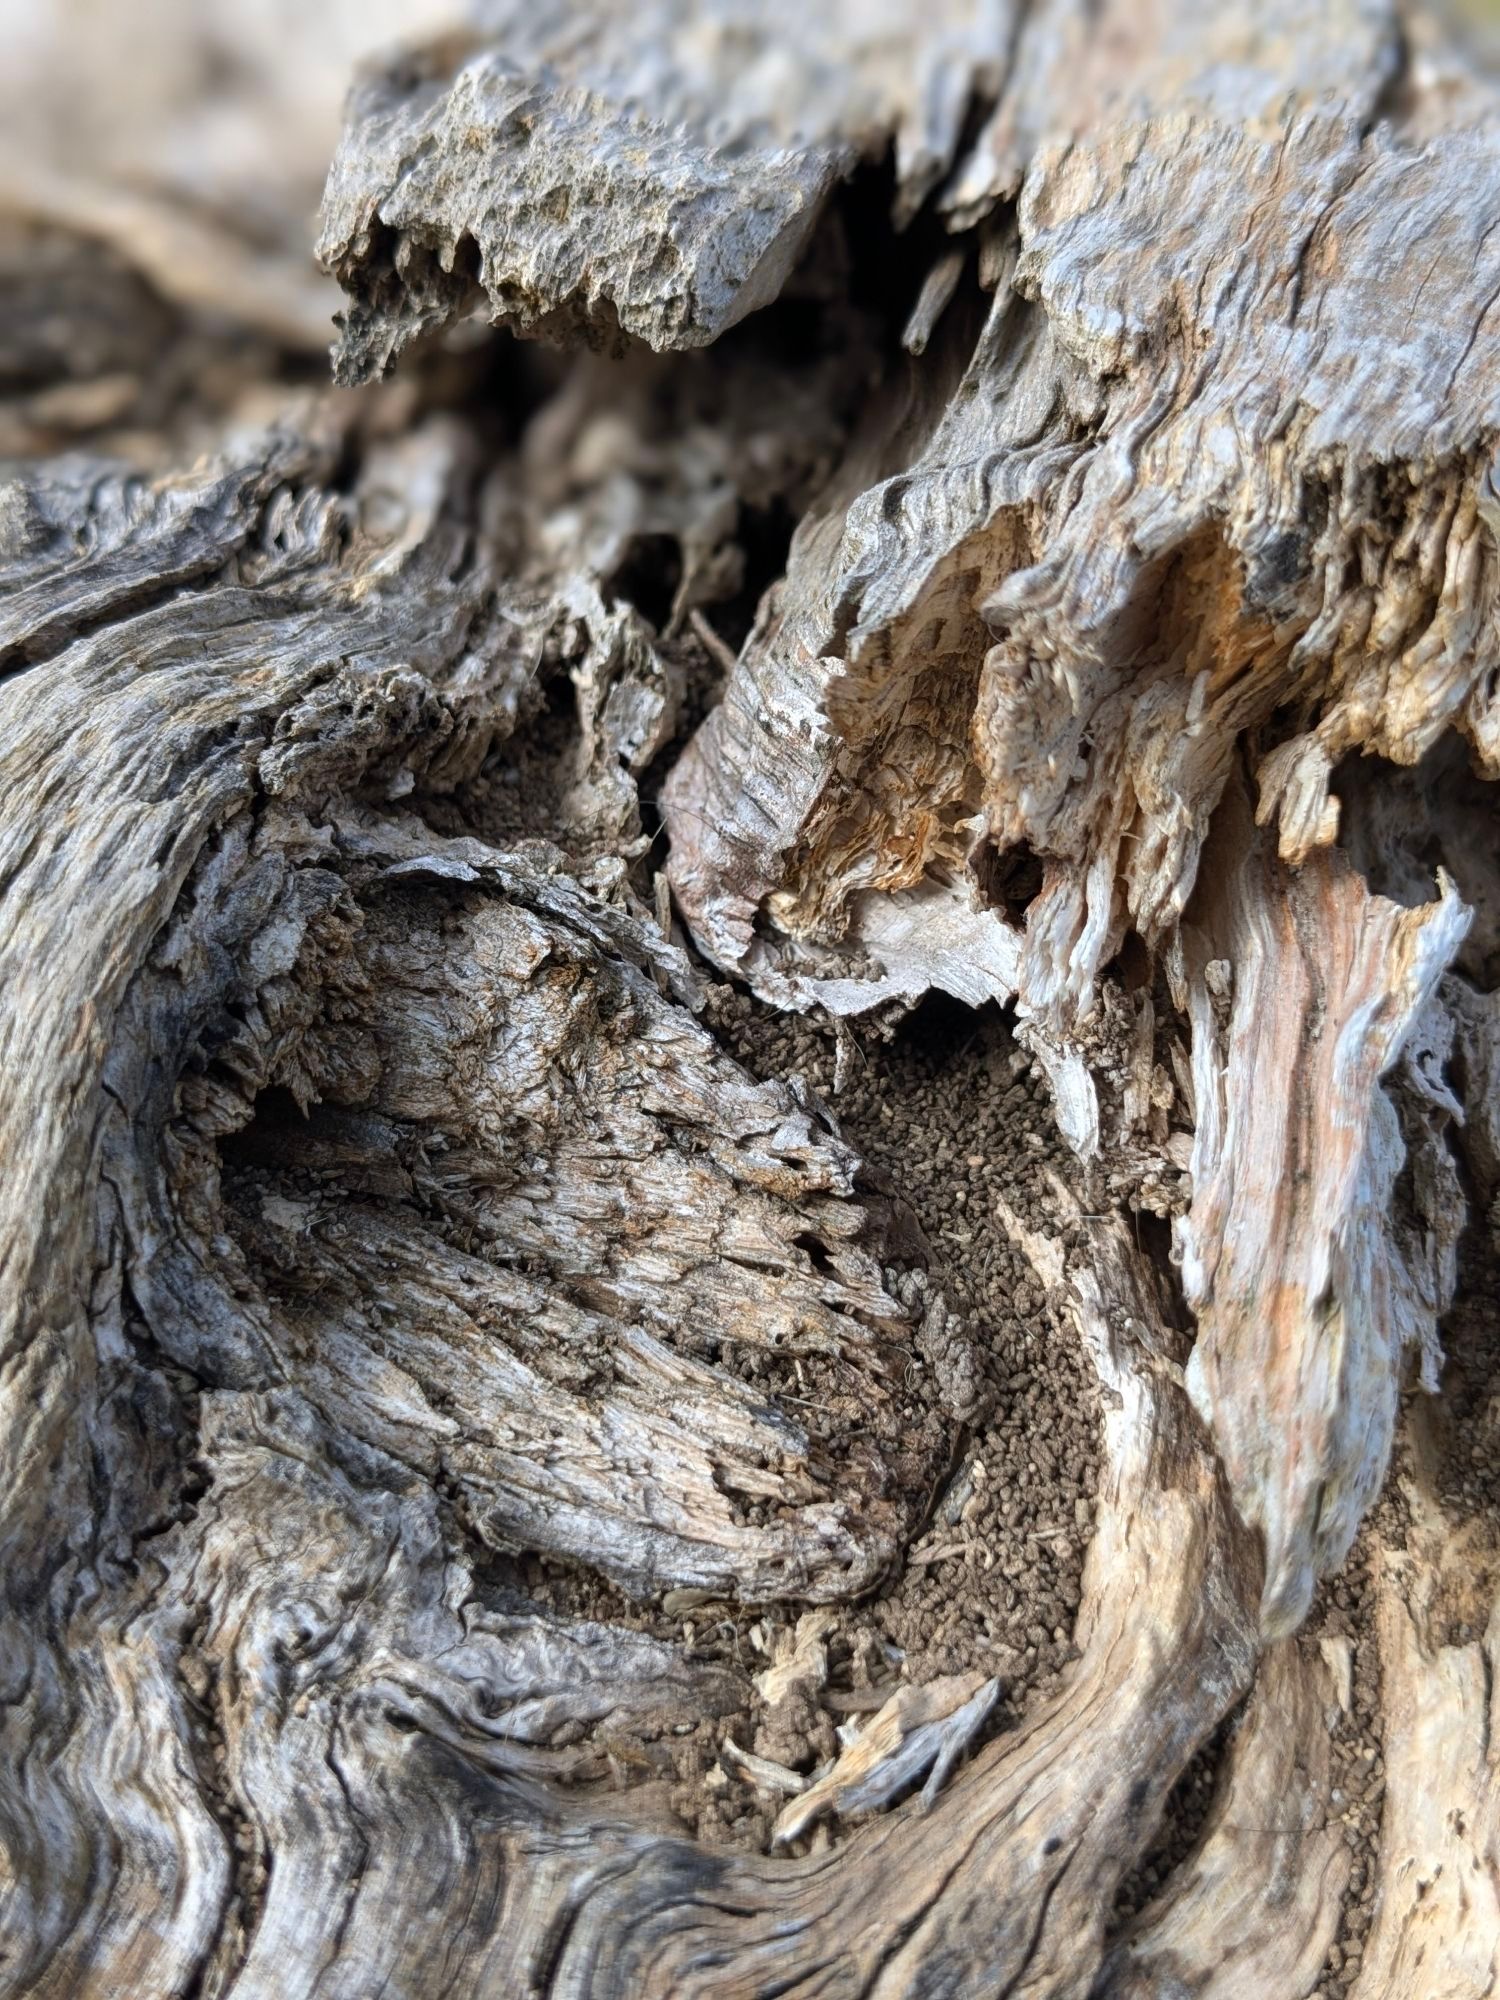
(4, 2, 1500, 1995)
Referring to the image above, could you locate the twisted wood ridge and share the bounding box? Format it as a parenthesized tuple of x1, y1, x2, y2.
(4, 0, 1500, 1994)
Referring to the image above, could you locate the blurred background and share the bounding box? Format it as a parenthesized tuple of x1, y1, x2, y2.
(0, 0, 460, 356)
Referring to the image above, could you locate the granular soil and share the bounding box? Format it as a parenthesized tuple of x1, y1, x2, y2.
(1302, 1526, 1387, 1999)
(515, 981, 1105, 1852)
(708, 988, 1101, 1698)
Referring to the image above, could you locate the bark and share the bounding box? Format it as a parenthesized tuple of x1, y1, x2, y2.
(4, 1, 1500, 1996)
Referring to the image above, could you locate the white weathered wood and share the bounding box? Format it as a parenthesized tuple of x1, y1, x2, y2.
(1177, 776, 1469, 1634)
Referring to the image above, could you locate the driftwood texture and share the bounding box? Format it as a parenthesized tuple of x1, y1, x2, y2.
(4, 0, 1500, 1995)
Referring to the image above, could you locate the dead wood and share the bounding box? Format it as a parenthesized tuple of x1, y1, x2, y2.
(3, 2, 1500, 1996)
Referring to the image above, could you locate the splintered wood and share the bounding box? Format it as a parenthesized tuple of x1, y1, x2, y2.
(3, 0, 1500, 1995)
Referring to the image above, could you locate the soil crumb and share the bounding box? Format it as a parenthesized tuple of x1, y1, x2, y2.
(661, 985, 1103, 1850)
(1303, 1529, 1386, 1999)
(479, 984, 1104, 1850)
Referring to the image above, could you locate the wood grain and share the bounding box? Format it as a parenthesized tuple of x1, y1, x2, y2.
(3, 0, 1499, 1992)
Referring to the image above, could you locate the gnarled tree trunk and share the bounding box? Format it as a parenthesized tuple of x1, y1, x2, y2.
(4, 2, 1500, 1996)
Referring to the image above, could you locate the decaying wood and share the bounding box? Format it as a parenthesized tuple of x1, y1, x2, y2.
(1177, 775, 1469, 1635)
(1102, 1640, 1352, 1998)
(319, 0, 1008, 373)
(5, 0, 1500, 1994)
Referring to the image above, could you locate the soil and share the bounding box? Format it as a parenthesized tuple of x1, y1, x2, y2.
(499, 981, 1104, 1854)
(709, 987, 1100, 1698)
(1303, 1528, 1387, 2000)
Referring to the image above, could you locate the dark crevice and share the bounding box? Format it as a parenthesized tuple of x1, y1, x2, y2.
(977, 839, 1045, 924)
(1107, 1697, 1246, 1930)
(1333, 732, 1500, 986)
(792, 1231, 839, 1278)
(885, 987, 998, 1068)
(175, 1630, 267, 2000)
(608, 531, 682, 633)
(1129, 1206, 1191, 1339)
(1108, 928, 1152, 995)
(711, 495, 798, 655)
(1360, 16, 1413, 142)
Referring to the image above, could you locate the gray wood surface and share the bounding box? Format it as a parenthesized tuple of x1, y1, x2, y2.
(3, 1, 1499, 1993)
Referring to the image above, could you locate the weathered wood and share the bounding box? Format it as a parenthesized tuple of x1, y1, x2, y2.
(4, 0, 1500, 1994)
(656, 0, 1498, 1628)
(1176, 774, 1468, 1634)
(1100, 1641, 1351, 1999)
(320, 1, 1007, 374)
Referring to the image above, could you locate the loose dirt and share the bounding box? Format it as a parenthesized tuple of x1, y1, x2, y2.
(509, 981, 1105, 1852)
